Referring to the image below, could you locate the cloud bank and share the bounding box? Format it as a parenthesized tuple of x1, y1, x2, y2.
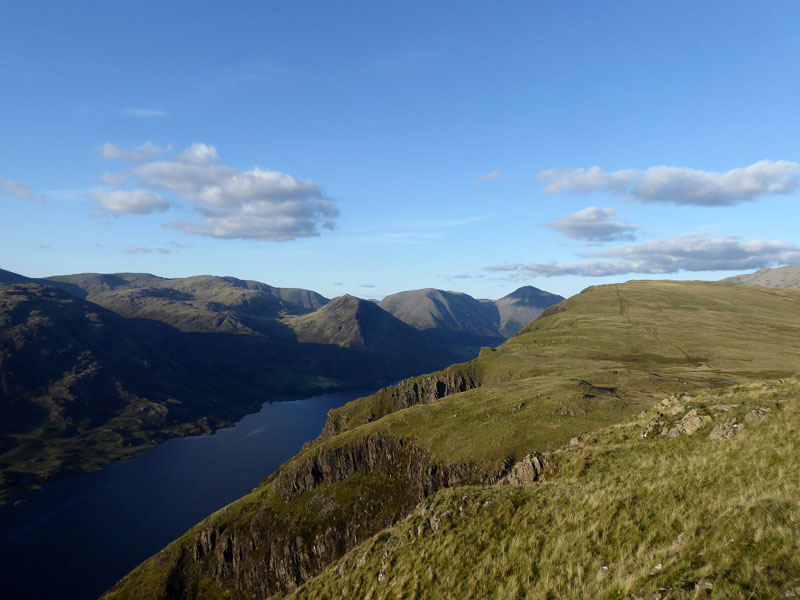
(539, 160, 800, 206)
(95, 142, 338, 241)
(487, 234, 800, 277)
(545, 207, 638, 242)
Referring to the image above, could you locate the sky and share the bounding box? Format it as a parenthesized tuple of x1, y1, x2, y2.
(2, 1, 800, 300)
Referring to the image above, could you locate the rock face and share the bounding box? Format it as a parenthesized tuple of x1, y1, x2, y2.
(321, 367, 480, 438)
(104, 433, 502, 599)
(504, 452, 551, 486)
(662, 409, 713, 438)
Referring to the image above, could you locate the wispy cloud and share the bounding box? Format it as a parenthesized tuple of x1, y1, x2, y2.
(0, 177, 46, 203)
(473, 170, 505, 185)
(539, 160, 800, 206)
(489, 234, 800, 277)
(545, 207, 638, 242)
(124, 246, 173, 255)
(96, 142, 338, 242)
(96, 142, 172, 163)
(117, 107, 168, 118)
(484, 263, 523, 272)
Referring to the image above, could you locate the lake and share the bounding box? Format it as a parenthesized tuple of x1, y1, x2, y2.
(0, 388, 371, 600)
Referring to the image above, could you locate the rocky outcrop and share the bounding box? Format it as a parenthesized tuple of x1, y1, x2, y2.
(503, 452, 551, 486)
(321, 367, 481, 437)
(661, 409, 712, 438)
(276, 434, 486, 501)
(105, 432, 502, 600)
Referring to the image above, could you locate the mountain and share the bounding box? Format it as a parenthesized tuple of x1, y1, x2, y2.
(0, 272, 470, 496)
(285, 295, 461, 377)
(494, 285, 565, 336)
(379, 288, 501, 337)
(722, 264, 800, 289)
(103, 280, 800, 599)
(0, 283, 272, 492)
(378, 285, 564, 342)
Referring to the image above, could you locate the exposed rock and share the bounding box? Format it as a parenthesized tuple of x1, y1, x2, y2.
(321, 369, 480, 437)
(694, 578, 713, 592)
(783, 585, 800, 598)
(662, 409, 712, 438)
(126, 433, 503, 600)
(712, 403, 739, 412)
(504, 452, 550, 486)
(744, 406, 771, 423)
(707, 420, 746, 440)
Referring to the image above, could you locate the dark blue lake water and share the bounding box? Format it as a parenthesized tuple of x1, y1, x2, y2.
(0, 389, 370, 600)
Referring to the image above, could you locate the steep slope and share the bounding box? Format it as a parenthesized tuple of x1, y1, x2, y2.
(0, 283, 271, 493)
(103, 280, 800, 599)
(285, 295, 459, 376)
(722, 264, 800, 289)
(378, 288, 501, 337)
(494, 285, 564, 336)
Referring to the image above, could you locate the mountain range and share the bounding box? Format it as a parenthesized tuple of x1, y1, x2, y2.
(0, 268, 562, 497)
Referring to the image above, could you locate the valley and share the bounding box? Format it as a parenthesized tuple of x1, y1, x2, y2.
(0, 268, 562, 499)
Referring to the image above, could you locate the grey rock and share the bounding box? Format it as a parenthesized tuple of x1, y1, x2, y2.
(504, 452, 550, 486)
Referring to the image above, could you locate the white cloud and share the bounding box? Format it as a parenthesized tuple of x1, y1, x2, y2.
(539, 160, 800, 206)
(492, 234, 800, 277)
(99, 143, 338, 241)
(177, 143, 220, 164)
(473, 170, 504, 185)
(545, 207, 638, 242)
(96, 142, 172, 163)
(0, 177, 46, 203)
(90, 190, 170, 215)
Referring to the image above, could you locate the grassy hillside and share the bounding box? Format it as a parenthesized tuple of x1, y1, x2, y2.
(285, 379, 800, 599)
(102, 280, 800, 599)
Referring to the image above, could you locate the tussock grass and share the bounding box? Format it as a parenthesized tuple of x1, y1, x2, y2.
(284, 380, 800, 599)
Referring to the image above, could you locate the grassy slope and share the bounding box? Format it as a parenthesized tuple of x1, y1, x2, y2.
(103, 280, 800, 598)
(285, 379, 800, 599)
(322, 281, 800, 468)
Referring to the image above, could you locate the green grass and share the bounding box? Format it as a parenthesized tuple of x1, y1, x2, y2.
(318, 281, 800, 468)
(283, 379, 800, 599)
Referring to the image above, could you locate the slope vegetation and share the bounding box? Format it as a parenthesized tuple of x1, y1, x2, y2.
(288, 379, 800, 599)
(102, 280, 800, 599)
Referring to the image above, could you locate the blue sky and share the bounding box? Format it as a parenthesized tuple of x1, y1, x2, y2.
(2, 1, 800, 300)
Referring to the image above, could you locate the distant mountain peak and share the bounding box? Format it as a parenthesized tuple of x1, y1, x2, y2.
(723, 265, 800, 289)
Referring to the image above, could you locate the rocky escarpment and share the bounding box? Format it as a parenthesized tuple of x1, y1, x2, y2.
(321, 366, 481, 438)
(104, 433, 504, 600)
